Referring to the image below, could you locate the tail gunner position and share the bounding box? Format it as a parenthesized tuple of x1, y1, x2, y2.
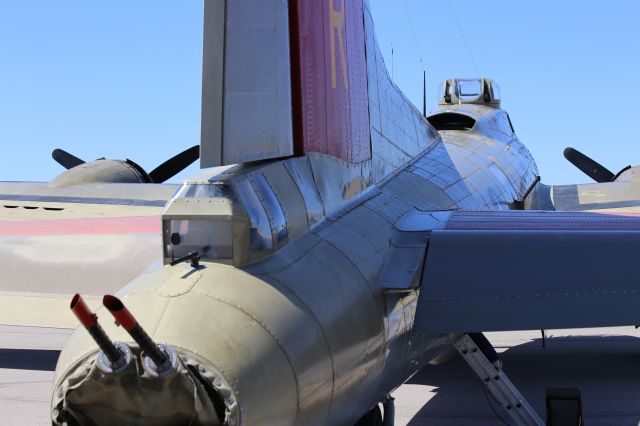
(49, 1, 640, 425)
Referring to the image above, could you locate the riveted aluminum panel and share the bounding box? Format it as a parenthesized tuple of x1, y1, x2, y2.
(318, 221, 383, 285)
(443, 143, 482, 177)
(433, 115, 539, 202)
(283, 157, 325, 228)
(344, 0, 371, 163)
(445, 210, 640, 230)
(190, 268, 333, 424)
(337, 203, 388, 236)
(416, 229, 640, 333)
(261, 162, 308, 242)
(233, 178, 274, 252)
(245, 232, 323, 276)
(335, 203, 392, 257)
(200, 0, 226, 167)
(201, 0, 293, 167)
(291, 0, 327, 155)
(363, 6, 381, 135)
(264, 240, 385, 424)
(362, 1, 439, 181)
(443, 180, 473, 203)
(308, 152, 372, 216)
(365, 192, 413, 224)
(550, 181, 640, 212)
(292, 0, 371, 163)
(383, 171, 456, 208)
(250, 173, 288, 247)
(371, 130, 411, 180)
(378, 243, 427, 291)
(395, 210, 450, 232)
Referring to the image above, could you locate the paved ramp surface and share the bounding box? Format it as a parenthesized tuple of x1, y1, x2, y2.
(2, 326, 640, 425)
(0, 325, 70, 426)
(393, 329, 640, 425)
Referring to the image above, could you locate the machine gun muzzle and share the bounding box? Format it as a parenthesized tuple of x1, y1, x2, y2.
(102, 295, 177, 376)
(70, 293, 131, 373)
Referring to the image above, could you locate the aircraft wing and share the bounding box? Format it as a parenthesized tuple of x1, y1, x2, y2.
(0, 181, 177, 328)
(412, 210, 640, 333)
(527, 179, 640, 214)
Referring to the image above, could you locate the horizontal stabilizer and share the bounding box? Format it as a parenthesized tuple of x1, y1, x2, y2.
(415, 210, 640, 333)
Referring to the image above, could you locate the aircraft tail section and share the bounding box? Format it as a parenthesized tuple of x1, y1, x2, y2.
(290, 0, 371, 164)
(201, 0, 436, 180)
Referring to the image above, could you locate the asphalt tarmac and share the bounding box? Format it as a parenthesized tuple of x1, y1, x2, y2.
(2, 326, 639, 425)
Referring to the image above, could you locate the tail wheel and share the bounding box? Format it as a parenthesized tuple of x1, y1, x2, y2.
(354, 404, 383, 426)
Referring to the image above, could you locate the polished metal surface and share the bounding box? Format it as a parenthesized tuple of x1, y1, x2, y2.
(417, 228, 640, 333)
(201, 0, 293, 167)
(291, 0, 372, 164)
(283, 157, 326, 228)
(156, 86, 544, 421)
(528, 180, 640, 213)
(6, 0, 640, 424)
(250, 173, 288, 246)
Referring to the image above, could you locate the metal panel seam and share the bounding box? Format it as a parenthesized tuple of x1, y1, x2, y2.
(254, 272, 336, 413)
(190, 288, 302, 416)
(322, 236, 381, 297)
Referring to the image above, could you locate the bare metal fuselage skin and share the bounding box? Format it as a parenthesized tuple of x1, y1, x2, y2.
(52, 102, 538, 425)
(51, 2, 539, 424)
(4, 0, 637, 423)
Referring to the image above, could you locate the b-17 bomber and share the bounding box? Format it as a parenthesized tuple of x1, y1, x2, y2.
(2, 1, 640, 425)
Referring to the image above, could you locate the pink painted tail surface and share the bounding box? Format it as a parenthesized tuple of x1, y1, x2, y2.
(201, 0, 436, 177)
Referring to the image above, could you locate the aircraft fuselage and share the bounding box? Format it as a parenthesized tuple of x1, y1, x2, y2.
(52, 103, 539, 425)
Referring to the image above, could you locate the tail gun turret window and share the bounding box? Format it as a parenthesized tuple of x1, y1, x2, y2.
(162, 178, 286, 267)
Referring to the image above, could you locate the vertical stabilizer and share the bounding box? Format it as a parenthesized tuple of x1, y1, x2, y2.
(290, 0, 372, 164)
(201, 0, 436, 177)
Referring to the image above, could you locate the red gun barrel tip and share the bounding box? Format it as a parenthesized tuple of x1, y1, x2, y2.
(102, 294, 137, 331)
(70, 293, 96, 328)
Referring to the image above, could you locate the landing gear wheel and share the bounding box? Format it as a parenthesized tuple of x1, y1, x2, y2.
(354, 404, 383, 426)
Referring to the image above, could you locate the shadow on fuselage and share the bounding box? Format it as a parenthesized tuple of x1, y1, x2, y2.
(403, 334, 640, 426)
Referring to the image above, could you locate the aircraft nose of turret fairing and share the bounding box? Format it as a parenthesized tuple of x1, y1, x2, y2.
(51, 264, 300, 425)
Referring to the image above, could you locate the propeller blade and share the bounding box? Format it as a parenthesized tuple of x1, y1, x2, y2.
(148, 145, 200, 183)
(563, 147, 615, 183)
(52, 149, 85, 169)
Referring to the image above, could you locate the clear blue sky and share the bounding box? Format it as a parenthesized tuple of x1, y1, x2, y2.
(1, 1, 639, 184)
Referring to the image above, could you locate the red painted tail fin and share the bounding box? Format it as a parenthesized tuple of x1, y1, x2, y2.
(201, 0, 436, 178)
(290, 0, 371, 164)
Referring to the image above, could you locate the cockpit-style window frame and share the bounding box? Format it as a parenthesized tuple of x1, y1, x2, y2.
(165, 218, 233, 261)
(455, 79, 482, 102)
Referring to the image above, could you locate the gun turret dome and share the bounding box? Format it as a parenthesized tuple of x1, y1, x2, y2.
(438, 78, 501, 108)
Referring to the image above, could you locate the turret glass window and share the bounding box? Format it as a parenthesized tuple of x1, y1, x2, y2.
(455, 79, 482, 101)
